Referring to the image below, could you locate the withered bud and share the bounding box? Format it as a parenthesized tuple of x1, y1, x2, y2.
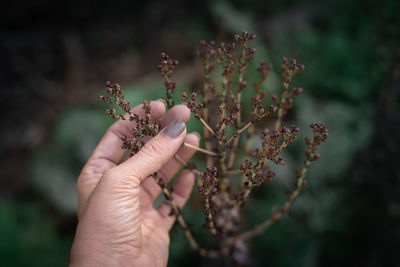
(269, 105, 278, 113)
(239, 81, 247, 91)
(271, 94, 280, 105)
(219, 103, 226, 113)
(181, 92, 187, 101)
(293, 87, 303, 96)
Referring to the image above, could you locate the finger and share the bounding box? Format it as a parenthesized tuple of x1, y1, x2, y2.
(82, 100, 167, 175)
(78, 104, 191, 218)
(119, 104, 191, 164)
(158, 170, 195, 231)
(141, 132, 199, 203)
(159, 104, 191, 127)
(106, 118, 187, 189)
(77, 100, 165, 217)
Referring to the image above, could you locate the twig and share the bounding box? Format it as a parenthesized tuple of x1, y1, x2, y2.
(226, 110, 272, 146)
(226, 121, 253, 145)
(174, 154, 201, 176)
(154, 173, 200, 249)
(202, 75, 214, 167)
(240, 125, 255, 185)
(154, 173, 221, 258)
(274, 108, 284, 131)
(200, 117, 215, 136)
(227, 169, 242, 175)
(217, 146, 231, 203)
(203, 106, 214, 167)
(238, 160, 311, 241)
(205, 198, 218, 235)
(227, 92, 242, 169)
(244, 125, 255, 157)
(184, 142, 217, 156)
(227, 137, 240, 169)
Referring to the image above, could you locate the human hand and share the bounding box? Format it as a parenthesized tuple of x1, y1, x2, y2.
(70, 100, 199, 267)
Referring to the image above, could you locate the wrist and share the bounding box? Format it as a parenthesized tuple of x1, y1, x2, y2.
(70, 227, 136, 267)
(70, 243, 134, 267)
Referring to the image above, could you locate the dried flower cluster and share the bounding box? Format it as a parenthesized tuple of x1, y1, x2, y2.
(99, 31, 328, 265)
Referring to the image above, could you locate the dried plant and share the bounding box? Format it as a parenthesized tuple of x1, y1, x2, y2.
(99, 31, 328, 265)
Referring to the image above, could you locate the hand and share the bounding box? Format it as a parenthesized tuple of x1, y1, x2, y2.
(70, 100, 199, 267)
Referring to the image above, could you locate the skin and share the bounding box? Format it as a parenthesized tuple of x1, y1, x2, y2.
(70, 101, 198, 267)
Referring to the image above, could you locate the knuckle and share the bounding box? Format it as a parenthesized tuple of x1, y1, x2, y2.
(114, 172, 142, 190)
(141, 140, 164, 159)
(103, 168, 114, 178)
(104, 167, 142, 188)
(103, 168, 119, 180)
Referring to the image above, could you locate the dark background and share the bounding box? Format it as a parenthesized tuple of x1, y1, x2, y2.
(1, 0, 399, 266)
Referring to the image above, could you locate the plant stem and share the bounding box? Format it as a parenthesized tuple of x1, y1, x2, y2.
(154, 174, 221, 258)
(227, 93, 242, 169)
(227, 137, 239, 169)
(227, 169, 242, 175)
(202, 72, 213, 167)
(274, 108, 284, 131)
(153, 173, 200, 250)
(244, 125, 255, 158)
(274, 83, 290, 131)
(174, 154, 201, 176)
(238, 160, 311, 241)
(226, 121, 253, 145)
(164, 76, 174, 109)
(205, 198, 218, 235)
(200, 117, 216, 136)
(218, 145, 230, 203)
(184, 142, 217, 156)
(235, 157, 264, 207)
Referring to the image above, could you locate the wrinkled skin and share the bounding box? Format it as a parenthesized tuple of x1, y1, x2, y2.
(70, 101, 198, 267)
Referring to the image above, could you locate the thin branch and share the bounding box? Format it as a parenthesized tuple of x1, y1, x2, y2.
(226, 121, 252, 145)
(227, 137, 239, 169)
(238, 160, 311, 241)
(240, 125, 256, 186)
(153, 173, 200, 250)
(204, 198, 218, 235)
(226, 110, 272, 146)
(200, 117, 215, 135)
(217, 146, 231, 203)
(227, 169, 242, 175)
(274, 108, 284, 131)
(174, 154, 201, 176)
(201, 77, 214, 167)
(154, 173, 221, 258)
(227, 91, 242, 169)
(244, 125, 255, 157)
(236, 92, 242, 127)
(184, 142, 217, 156)
(203, 105, 214, 167)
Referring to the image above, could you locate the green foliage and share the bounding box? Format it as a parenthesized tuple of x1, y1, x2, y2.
(10, 0, 397, 265)
(0, 200, 72, 267)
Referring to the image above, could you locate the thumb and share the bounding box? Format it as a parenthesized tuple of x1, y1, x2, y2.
(72, 119, 186, 260)
(109, 118, 187, 186)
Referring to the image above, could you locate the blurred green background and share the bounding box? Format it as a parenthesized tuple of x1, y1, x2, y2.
(1, 0, 399, 266)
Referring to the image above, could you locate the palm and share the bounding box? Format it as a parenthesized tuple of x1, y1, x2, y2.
(136, 189, 171, 266)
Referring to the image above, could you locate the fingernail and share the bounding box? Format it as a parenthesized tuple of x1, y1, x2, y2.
(157, 98, 167, 108)
(192, 132, 201, 141)
(162, 119, 185, 139)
